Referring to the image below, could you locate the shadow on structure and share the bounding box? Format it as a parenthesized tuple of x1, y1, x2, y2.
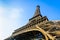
(14, 31, 45, 40)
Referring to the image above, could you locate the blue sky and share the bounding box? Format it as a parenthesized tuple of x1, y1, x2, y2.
(0, 0, 60, 40)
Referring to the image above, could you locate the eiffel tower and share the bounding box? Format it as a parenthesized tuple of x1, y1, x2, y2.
(5, 5, 60, 40)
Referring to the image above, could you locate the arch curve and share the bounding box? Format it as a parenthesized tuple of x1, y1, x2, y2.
(24, 29, 48, 40)
(14, 29, 48, 40)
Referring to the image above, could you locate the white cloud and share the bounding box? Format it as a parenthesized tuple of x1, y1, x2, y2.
(0, 7, 4, 14)
(9, 8, 23, 19)
(0, 6, 24, 40)
(0, 7, 5, 16)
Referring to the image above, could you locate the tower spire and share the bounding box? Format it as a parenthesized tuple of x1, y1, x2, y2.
(33, 5, 42, 17)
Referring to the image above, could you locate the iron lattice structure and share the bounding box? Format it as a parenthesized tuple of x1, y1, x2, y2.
(5, 5, 60, 40)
